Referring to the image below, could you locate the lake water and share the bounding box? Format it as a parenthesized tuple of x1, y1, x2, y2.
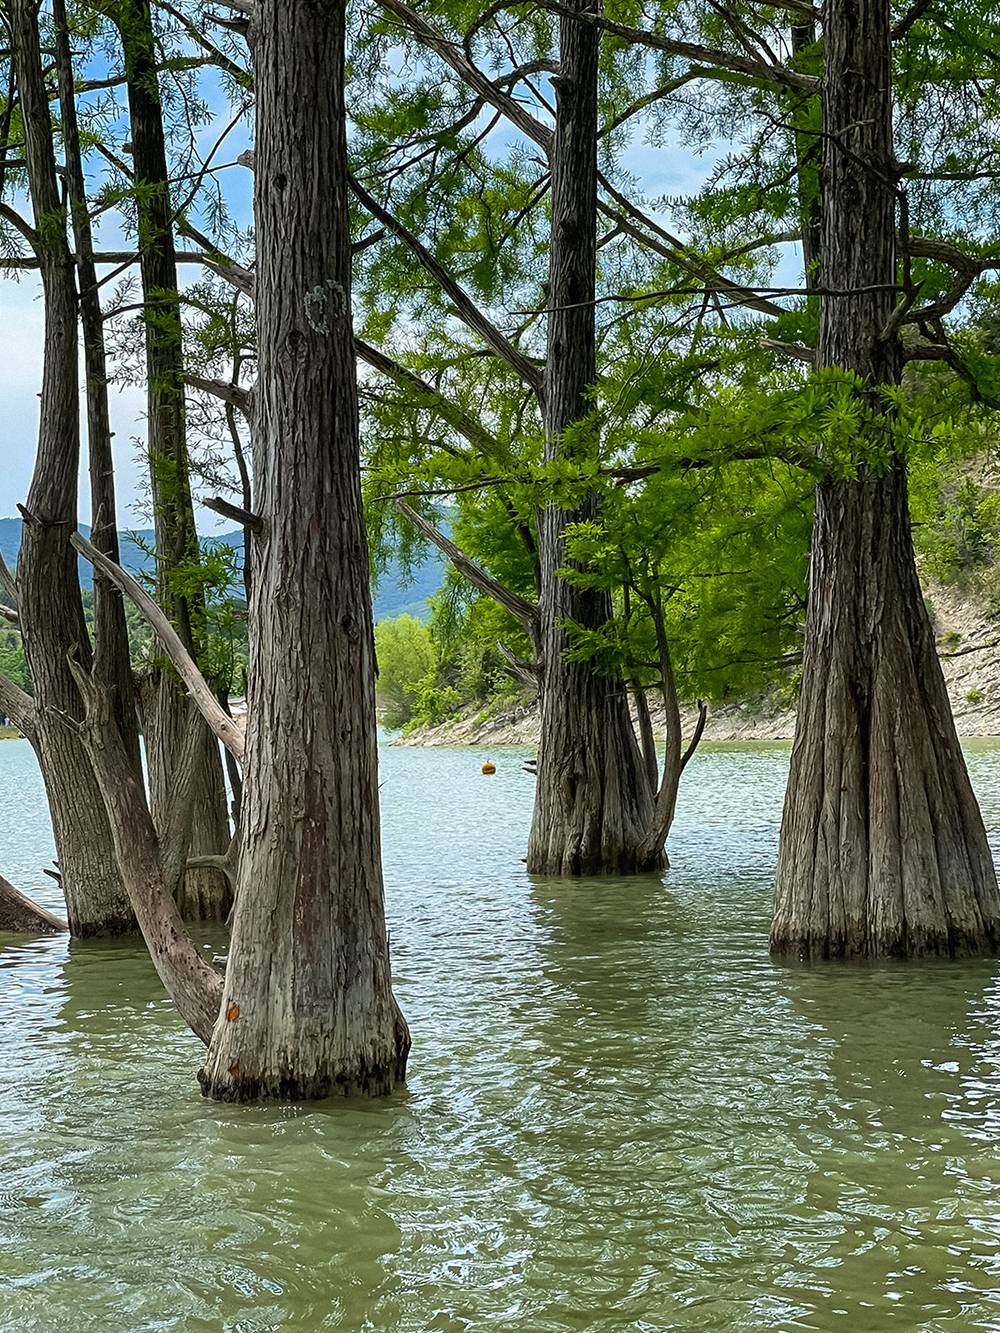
(6, 737, 1000, 1330)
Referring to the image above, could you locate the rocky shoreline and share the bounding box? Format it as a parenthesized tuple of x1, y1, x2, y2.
(397, 580, 1000, 746)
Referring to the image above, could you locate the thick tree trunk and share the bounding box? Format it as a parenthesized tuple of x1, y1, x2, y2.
(198, 0, 409, 1100)
(772, 0, 1000, 957)
(526, 0, 654, 876)
(11, 0, 133, 936)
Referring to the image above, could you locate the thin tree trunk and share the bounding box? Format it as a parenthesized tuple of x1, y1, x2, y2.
(771, 0, 1000, 958)
(636, 604, 683, 865)
(788, 18, 821, 287)
(10, 0, 133, 936)
(631, 681, 659, 793)
(54, 0, 142, 787)
(116, 0, 232, 914)
(526, 0, 654, 876)
(198, 0, 409, 1100)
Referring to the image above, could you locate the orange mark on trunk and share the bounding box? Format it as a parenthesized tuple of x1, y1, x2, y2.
(226, 1002, 241, 1021)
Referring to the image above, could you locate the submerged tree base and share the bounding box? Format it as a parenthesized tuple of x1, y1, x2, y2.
(175, 872, 234, 924)
(198, 1018, 411, 1103)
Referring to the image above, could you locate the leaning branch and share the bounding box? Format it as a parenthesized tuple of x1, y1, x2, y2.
(70, 532, 245, 762)
(0, 871, 67, 934)
(530, 0, 820, 93)
(395, 500, 540, 634)
(350, 176, 545, 402)
(376, 0, 553, 153)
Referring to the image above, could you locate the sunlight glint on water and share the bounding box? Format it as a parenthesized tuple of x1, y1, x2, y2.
(4, 736, 1000, 1329)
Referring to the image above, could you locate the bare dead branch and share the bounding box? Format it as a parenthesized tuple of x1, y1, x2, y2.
(70, 532, 245, 762)
(395, 500, 540, 635)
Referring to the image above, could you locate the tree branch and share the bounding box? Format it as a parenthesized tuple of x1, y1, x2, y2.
(350, 175, 545, 401)
(185, 372, 253, 418)
(70, 532, 245, 762)
(203, 495, 263, 532)
(376, 0, 553, 153)
(532, 0, 820, 92)
(0, 871, 66, 933)
(395, 500, 540, 635)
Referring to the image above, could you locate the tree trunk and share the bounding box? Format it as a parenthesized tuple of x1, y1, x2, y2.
(116, 0, 233, 915)
(10, 0, 134, 936)
(771, 0, 1000, 957)
(526, 0, 655, 876)
(0, 873, 67, 934)
(632, 682, 658, 793)
(198, 0, 409, 1100)
(71, 667, 224, 1042)
(54, 0, 142, 787)
(139, 673, 234, 921)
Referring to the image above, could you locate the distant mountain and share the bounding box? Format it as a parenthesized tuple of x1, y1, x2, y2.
(0, 516, 445, 622)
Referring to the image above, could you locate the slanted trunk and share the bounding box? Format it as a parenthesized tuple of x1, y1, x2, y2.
(771, 0, 1000, 957)
(11, 0, 133, 936)
(70, 668, 224, 1042)
(198, 0, 409, 1100)
(526, 0, 654, 876)
(0, 873, 67, 934)
(117, 0, 232, 915)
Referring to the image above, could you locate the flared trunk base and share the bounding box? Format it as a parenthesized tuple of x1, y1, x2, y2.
(773, 472, 1000, 961)
(198, 1015, 411, 1103)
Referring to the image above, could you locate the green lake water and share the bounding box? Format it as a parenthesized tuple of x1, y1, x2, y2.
(6, 736, 1000, 1330)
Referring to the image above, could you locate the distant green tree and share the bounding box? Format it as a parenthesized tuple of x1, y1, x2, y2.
(374, 614, 435, 728)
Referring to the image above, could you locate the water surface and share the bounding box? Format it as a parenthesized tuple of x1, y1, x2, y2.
(5, 738, 1000, 1330)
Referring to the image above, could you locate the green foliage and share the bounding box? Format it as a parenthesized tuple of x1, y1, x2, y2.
(374, 614, 435, 729)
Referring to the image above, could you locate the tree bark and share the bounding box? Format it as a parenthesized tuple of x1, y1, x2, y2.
(198, 0, 410, 1100)
(0, 873, 67, 934)
(69, 664, 224, 1042)
(526, 0, 655, 876)
(54, 0, 142, 786)
(10, 0, 134, 936)
(771, 0, 1000, 958)
(116, 0, 232, 916)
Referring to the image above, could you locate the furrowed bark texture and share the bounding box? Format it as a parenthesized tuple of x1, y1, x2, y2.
(117, 0, 232, 913)
(11, 0, 133, 936)
(199, 0, 409, 1100)
(771, 0, 1000, 958)
(526, 0, 654, 876)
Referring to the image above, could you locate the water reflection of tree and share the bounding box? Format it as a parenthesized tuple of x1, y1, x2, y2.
(770, 959, 999, 1331)
(519, 874, 827, 1331)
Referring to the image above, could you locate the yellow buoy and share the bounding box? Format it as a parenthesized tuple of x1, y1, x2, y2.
(482, 761, 496, 775)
